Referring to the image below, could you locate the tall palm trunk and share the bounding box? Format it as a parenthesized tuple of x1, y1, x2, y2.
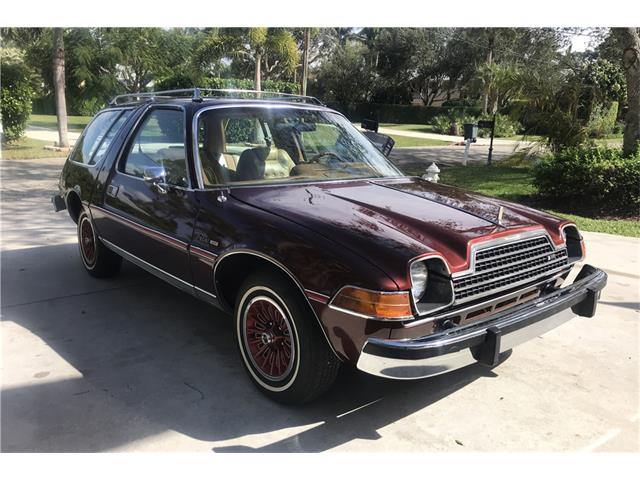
(52, 28, 69, 148)
(301, 28, 310, 96)
(614, 28, 640, 157)
(482, 30, 495, 116)
(254, 51, 262, 92)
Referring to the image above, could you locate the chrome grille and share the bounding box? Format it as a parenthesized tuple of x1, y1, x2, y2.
(453, 236, 569, 303)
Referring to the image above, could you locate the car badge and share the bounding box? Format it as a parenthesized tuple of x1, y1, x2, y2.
(497, 206, 505, 226)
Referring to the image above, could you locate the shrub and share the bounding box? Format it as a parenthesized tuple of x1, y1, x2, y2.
(332, 102, 481, 125)
(533, 145, 640, 215)
(477, 113, 523, 138)
(431, 111, 522, 138)
(1, 61, 34, 143)
(587, 101, 619, 138)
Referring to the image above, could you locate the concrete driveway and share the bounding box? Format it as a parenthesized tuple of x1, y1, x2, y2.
(1, 157, 638, 452)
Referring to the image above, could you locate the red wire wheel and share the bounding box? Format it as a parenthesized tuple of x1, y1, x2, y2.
(79, 216, 96, 267)
(241, 296, 295, 382)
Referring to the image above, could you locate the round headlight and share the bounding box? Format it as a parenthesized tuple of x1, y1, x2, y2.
(410, 262, 428, 302)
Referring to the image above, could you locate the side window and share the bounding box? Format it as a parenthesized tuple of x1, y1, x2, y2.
(224, 117, 269, 151)
(70, 110, 122, 165)
(122, 109, 187, 187)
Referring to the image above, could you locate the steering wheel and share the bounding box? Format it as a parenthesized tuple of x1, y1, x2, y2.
(309, 151, 343, 164)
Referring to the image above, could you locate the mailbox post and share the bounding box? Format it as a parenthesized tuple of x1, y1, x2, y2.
(462, 123, 477, 166)
(478, 114, 496, 166)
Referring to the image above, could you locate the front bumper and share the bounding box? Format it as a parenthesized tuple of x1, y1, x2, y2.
(356, 264, 607, 380)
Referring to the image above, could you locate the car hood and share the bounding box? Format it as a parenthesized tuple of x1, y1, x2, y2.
(231, 177, 565, 289)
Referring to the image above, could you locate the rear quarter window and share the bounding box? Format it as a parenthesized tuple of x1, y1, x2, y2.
(70, 109, 131, 166)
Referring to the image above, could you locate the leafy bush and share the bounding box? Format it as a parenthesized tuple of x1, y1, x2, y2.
(587, 101, 618, 138)
(333, 102, 481, 124)
(1, 61, 34, 143)
(533, 145, 640, 215)
(478, 113, 523, 138)
(431, 112, 522, 138)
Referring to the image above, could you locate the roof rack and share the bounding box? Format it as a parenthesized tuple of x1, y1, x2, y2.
(108, 88, 324, 107)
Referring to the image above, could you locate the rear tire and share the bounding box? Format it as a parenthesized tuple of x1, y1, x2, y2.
(77, 211, 122, 278)
(235, 270, 340, 404)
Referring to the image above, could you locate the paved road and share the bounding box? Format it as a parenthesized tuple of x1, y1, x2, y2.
(390, 144, 524, 170)
(1, 157, 638, 452)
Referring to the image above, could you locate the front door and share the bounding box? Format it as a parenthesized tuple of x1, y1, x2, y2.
(98, 106, 198, 286)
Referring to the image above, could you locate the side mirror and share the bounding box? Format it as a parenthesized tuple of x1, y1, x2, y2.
(143, 166, 168, 193)
(143, 166, 166, 183)
(361, 118, 379, 132)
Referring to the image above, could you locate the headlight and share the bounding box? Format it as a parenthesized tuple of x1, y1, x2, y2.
(410, 261, 428, 302)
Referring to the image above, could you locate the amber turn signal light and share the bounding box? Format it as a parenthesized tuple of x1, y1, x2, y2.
(331, 287, 413, 319)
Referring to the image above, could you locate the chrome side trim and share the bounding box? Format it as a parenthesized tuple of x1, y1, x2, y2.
(100, 237, 196, 296)
(356, 309, 576, 380)
(92, 205, 188, 251)
(194, 285, 218, 301)
(212, 249, 340, 358)
(304, 289, 330, 304)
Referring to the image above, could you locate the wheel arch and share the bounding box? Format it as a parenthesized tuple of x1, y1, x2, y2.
(65, 190, 83, 224)
(213, 249, 339, 359)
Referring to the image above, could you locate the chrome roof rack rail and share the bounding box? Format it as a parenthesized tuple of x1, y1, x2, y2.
(109, 88, 324, 107)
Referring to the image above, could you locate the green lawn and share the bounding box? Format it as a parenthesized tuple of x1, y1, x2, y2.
(381, 123, 436, 134)
(28, 114, 92, 132)
(391, 135, 451, 148)
(400, 162, 639, 238)
(1, 137, 69, 160)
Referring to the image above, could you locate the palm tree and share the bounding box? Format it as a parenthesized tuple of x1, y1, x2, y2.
(52, 28, 68, 148)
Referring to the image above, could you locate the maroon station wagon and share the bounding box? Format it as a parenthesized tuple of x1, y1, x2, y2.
(53, 88, 607, 404)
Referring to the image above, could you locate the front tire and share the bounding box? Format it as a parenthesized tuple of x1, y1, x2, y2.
(235, 271, 340, 404)
(77, 211, 122, 278)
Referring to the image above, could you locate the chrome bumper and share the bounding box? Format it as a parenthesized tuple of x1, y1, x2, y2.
(357, 264, 607, 380)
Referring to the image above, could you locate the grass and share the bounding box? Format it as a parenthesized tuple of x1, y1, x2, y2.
(399, 162, 639, 238)
(1, 137, 68, 160)
(391, 135, 451, 148)
(28, 114, 92, 132)
(381, 123, 435, 134)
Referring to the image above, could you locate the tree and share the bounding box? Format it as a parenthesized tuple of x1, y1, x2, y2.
(52, 28, 68, 148)
(613, 28, 640, 156)
(195, 28, 299, 91)
(312, 41, 373, 109)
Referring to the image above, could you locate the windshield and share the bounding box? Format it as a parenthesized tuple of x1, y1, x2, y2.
(196, 107, 402, 186)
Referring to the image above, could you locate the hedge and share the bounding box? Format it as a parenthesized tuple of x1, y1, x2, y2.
(533, 145, 640, 215)
(1, 61, 34, 142)
(328, 102, 482, 124)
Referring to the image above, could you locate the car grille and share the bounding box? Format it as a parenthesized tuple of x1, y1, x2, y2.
(453, 236, 569, 303)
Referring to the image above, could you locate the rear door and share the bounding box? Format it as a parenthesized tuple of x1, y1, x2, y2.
(96, 106, 198, 288)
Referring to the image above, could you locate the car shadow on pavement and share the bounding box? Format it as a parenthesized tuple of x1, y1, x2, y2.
(2, 243, 502, 452)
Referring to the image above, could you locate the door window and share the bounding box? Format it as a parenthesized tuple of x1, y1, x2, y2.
(70, 109, 129, 165)
(122, 109, 188, 187)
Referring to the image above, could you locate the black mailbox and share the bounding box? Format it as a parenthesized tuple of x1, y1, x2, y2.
(463, 123, 478, 142)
